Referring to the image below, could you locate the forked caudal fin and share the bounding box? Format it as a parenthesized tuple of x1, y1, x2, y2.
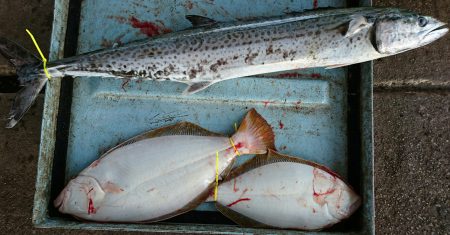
(0, 37, 48, 128)
(231, 109, 276, 155)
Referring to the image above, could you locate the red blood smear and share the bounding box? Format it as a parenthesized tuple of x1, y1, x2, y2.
(313, 188, 335, 197)
(313, 0, 318, 9)
(278, 120, 284, 129)
(234, 142, 243, 149)
(262, 101, 275, 107)
(88, 198, 96, 215)
(226, 198, 251, 207)
(129, 16, 172, 37)
(310, 73, 321, 78)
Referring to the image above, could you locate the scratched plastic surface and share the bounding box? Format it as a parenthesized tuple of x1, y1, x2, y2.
(66, 0, 348, 212)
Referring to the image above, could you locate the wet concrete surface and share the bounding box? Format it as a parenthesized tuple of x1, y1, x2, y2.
(0, 0, 449, 234)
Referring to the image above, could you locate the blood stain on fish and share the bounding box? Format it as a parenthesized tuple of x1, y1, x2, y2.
(90, 160, 100, 168)
(226, 198, 251, 207)
(88, 198, 96, 214)
(233, 178, 239, 192)
(129, 16, 172, 37)
(278, 120, 284, 129)
(234, 142, 243, 149)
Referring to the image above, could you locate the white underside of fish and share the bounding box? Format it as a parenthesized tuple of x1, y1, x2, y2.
(216, 160, 360, 230)
(63, 135, 235, 222)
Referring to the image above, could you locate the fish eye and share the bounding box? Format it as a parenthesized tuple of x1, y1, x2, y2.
(418, 17, 428, 27)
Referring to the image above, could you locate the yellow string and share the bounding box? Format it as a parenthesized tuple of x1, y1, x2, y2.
(25, 29, 51, 80)
(229, 138, 241, 156)
(214, 125, 240, 201)
(214, 151, 219, 201)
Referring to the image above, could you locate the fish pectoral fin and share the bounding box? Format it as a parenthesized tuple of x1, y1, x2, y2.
(224, 150, 326, 182)
(185, 15, 218, 27)
(99, 122, 224, 158)
(344, 15, 370, 37)
(182, 81, 214, 95)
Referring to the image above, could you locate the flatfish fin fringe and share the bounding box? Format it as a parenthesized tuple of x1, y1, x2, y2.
(100, 121, 224, 158)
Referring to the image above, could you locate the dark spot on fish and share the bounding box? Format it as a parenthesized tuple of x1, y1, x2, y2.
(266, 45, 274, 55)
(283, 51, 289, 59)
(315, 30, 321, 36)
(296, 33, 305, 37)
(233, 55, 239, 60)
(244, 52, 259, 64)
(210, 58, 228, 72)
(350, 38, 353, 43)
(307, 31, 313, 36)
(188, 68, 197, 79)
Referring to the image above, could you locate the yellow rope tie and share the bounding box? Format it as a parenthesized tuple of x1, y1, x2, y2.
(229, 138, 241, 156)
(214, 151, 219, 201)
(214, 123, 240, 201)
(25, 29, 51, 80)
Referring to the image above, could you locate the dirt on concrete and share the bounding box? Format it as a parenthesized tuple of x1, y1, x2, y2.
(374, 91, 450, 234)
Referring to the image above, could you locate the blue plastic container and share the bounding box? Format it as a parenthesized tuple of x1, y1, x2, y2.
(33, 0, 374, 233)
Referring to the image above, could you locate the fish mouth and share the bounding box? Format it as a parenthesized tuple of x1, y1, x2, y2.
(421, 23, 448, 45)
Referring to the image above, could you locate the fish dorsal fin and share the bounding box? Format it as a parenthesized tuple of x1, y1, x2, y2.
(100, 122, 224, 158)
(216, 203, 271, 228)
(185, 15, 217, 27)
(224, 150, 341, 181)
(182, 81, 214, 95)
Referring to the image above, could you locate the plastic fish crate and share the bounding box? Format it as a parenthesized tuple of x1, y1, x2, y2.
(34, 0, 374, 234)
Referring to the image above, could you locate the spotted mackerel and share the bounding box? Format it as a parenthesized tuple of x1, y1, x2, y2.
(0, 7, 447, 128)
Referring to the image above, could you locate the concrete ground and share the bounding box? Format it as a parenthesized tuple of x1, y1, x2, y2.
(0, 0, 448, 234)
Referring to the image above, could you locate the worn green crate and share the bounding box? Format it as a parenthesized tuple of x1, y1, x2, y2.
(33, 0, 374, 233)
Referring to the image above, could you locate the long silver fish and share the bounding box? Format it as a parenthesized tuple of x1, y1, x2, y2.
(1, 7, 447, 128)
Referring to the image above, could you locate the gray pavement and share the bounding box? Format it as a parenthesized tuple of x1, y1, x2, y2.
(0, 0, 449, 234)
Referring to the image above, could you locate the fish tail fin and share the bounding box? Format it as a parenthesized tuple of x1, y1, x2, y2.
(0, 37, 48, 128)
(231, 109, 275, 155)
